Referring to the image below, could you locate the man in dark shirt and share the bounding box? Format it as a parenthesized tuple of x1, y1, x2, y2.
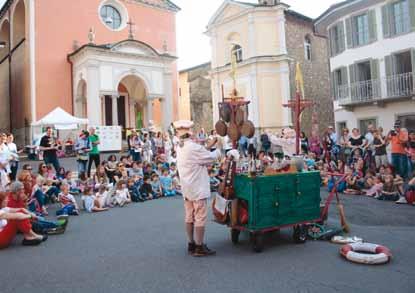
(39, 127, 61, 172)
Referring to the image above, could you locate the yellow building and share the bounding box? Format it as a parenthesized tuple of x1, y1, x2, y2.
(206, 0, 333, 133)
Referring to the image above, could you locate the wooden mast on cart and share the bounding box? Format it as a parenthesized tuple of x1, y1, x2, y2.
(283, 62, 314, 155)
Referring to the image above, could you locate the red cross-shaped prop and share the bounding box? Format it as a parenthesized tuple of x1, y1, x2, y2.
(283, 91, 314, 155)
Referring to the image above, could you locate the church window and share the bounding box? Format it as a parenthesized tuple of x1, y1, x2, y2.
(231, 44, 243, 63)
(100, 5, 122, 30)
(304, 36, 312, 61)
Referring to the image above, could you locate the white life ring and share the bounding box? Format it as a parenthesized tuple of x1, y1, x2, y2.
(340, 243, 392, 265)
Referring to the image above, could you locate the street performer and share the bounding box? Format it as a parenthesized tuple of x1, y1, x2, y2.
(174, 120, 221, 257)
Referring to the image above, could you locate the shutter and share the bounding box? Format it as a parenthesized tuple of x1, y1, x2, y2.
(385, 55, 394, 76)
(328, 27, 334, 57)
(368, 10, 377, 42)
(331, 72, 336, 99)
(349, 64, 356, 99)
(346, 17, 354, 48)
(341, 66, 349, 98)
(410, 0, 415, 31)
(370, 59, 380, 97)
(382, 4, 391, 38)
(385, 55, 393, 97)
(338, 22, 346, 53)
(411, 48, 415, 74)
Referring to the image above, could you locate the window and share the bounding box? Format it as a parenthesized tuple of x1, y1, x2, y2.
(392, 0, 410, 34)
(332, 67, 348, 100)
(357, 61, 372, 82)
(329, 22, 345, 56)
(100, 5, 122, 30)
(231, 44, 243, 63)
(359, 118, 377, 134)
(397, 114, 415, 132)
(337, 121, 347, 133)
(304, 36, 312, 61)
(355, 14, 369, 46)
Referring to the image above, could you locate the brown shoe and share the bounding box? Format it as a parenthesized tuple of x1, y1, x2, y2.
(187, 242, 196, 254)
(192, 244, 216, 257)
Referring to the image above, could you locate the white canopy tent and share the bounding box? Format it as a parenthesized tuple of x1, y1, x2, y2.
(32, 107, 89, 130)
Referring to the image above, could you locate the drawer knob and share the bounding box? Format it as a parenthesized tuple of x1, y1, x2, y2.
(297, 192, 302, 196)
(275, 202, 279, 207)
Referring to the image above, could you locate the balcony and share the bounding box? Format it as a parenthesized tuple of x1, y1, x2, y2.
(335, 72, 415, 106)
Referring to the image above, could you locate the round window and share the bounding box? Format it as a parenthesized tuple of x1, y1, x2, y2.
(100, 5, 122, 30)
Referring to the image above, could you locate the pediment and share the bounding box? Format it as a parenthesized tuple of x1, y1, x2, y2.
(207, 0, 252, 28)
(111, 40, 159, 57)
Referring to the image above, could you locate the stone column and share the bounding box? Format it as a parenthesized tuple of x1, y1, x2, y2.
(146, 99, 153, 123)
(162, 72, 174, 130)
(111, 95, 119, 126)
(86, 62, 101, 125)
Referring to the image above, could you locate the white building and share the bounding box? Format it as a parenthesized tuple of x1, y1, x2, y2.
(315, 0, 415, 133)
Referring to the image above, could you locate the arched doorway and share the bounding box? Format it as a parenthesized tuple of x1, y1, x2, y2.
(11, 0, 28, 142)
(117, 75, 149, 130)
(75, 80, 87, 118)
(0, 20, 10, 133)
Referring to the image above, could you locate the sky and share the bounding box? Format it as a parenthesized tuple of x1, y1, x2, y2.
(0, 0, 339, 70)
(175, 0, 339, 70)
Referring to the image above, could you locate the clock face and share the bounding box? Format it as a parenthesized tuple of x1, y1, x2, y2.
(100, 5, 122, 30)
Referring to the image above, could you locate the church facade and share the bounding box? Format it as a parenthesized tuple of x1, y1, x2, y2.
(206, 0, 334, 134)
(0, 0, 180, 144)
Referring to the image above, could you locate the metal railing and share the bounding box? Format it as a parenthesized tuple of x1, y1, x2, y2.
(335, 72, 414, 105)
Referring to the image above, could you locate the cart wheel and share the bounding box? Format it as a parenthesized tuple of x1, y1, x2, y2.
(307, 223, 325, 240)
(293, 225, 307, 244)
(231, 229, 240, 244)
(251, 232, 264, 253)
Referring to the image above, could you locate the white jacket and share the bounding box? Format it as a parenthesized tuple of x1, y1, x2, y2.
(176, 139, 221, 201)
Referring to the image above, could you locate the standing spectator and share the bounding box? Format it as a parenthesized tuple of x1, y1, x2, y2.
(260, 131, 271, 153)
(87, 127, 100, 178)
(339, 128, 351, 163)
(388, 120, 409, 179)
(300, 131, 309, 154)
(406, 130, 415, 177)
(0, 133, 13, 176)
(309, 134, 321, 157)
(247, 136, 257, 158)
(373, 127, 388, 169)
(74, 130, 91, 177)
(327, 126, 337, 145)
(6, 134, 19, 181)
(238, 135, 248, 157)
(163, 133, 173, 161)
(142, 133, 152, 162)
(349, 128, 366, 162)
(364, 124, 376, 170)
(154, 132, 164, 155)
(130, 133, 142, 162)
(39, 127, 61, 172)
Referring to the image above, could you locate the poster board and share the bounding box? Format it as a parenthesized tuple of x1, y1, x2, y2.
(92, 126, 122, 152)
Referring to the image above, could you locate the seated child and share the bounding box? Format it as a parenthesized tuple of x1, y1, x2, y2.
(344, 166, 362, 195)
(112, 180, 131, 207)
(95, 185, 112, 208)
(139, 175, 154, 200)
(82, 187, 109, 213)
(129, 161, 144, 179)
(363, 175, 383, 197)
(160, 169, 176, 197)
(151, 173, 162, 198)
(127, 178, 144, 202)
(376, 174, 400, 201)
(172, 175, 182, 196)
(209, 169, 220, 192)
(56, 184, 80, 216)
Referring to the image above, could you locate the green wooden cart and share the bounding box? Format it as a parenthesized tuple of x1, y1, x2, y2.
(230, 171, 321, 252)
